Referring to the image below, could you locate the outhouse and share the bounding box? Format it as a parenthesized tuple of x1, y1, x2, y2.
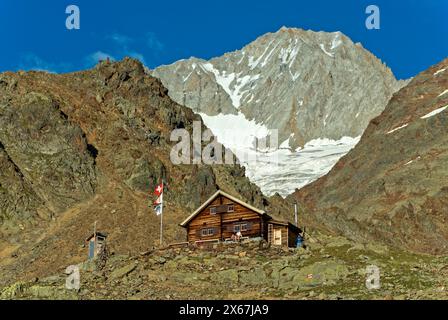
(86, 232, 108, 259)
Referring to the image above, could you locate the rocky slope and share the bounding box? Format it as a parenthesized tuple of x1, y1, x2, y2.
(290, 58, 448, 254)
(3, 234, 448, 300)
(152, 27, 403, 150)
(0, 58, 291, 287)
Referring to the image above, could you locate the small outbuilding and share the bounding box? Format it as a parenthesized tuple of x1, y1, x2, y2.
(86, 232, 108, 259)
(266, 219, 301, 247)
(180, 190, 301, 247)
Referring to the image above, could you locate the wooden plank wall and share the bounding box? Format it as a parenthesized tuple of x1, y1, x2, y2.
(268, 224, 288, 247)
(282, 228, 288, 247)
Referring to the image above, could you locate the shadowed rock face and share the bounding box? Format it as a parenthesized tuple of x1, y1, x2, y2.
(290, 58, 448, 254)
(0, 141, 45, 229)
(0, 92, 97, 216)
(152, 27, 404, 149)
(0, 58, 290, 286)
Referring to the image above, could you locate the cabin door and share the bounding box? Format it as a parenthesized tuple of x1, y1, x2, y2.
(89, 240, 95, 259)
(273, 228, 282, 246)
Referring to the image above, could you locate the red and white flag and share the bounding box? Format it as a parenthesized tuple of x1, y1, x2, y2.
(153, 183, 164, 216)
(154, 194, 163, 205)
(154, 183, 163, 196)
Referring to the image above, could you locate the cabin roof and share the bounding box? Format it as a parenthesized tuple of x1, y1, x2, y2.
(85, 232, 108, 242)
(268, 219, 301, 232)
(180, 190, 266, 227)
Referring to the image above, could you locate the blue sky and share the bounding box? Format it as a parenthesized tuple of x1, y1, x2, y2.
(0, 0, 446, 79)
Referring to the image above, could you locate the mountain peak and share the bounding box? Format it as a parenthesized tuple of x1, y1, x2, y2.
(277, 26, 306, 33)
(96, 56, 146, 74)
(277, 26, 343, 36)
(153, 28, 399, 144)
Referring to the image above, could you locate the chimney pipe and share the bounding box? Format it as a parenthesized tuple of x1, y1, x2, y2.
(294, 202, 298, 227)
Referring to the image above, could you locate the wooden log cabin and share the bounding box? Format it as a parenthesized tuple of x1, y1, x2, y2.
(180, 190, 300, 247)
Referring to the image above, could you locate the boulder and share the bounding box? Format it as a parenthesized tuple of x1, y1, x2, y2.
(110, 264, 136, 280)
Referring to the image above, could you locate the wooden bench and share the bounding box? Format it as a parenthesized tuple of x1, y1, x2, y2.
(195, 239, 220, 245)
(224, 236, 249, 243)
(167, 242, 190, 249)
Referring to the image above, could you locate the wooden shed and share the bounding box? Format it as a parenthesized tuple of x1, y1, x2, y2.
(86, 232, 108, 259)
(180, 190, 301, 247)
(266, 220, 301, 247)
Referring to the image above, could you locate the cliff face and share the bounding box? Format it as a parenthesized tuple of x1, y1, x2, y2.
(0, 58, 289, 286)
(152, 27, 403, 149)
(290, 58, 448, 254)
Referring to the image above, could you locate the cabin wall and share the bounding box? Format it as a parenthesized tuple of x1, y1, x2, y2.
(186, 195, 263, 242)
(285, 229, 289, 246)
(280, 227, 288, 247)
(187, 196, 222, 242)
(221, 199, 262, 240)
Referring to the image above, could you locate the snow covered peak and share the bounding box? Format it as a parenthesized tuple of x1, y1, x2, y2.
(152, 28, 399, 150)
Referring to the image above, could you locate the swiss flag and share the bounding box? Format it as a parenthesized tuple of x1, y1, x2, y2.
(154, 183, 163, 196)
(154, 193, 163, 205)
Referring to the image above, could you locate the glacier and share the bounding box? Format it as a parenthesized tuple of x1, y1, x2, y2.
(199, 112, 360, 197)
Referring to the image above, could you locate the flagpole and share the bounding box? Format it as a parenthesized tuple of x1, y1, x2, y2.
(160, 181, 163, 247)
(94, 221, 97, 256)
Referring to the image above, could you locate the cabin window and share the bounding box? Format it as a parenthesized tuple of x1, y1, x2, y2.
(234, 223, 248, 233)
(210, 207, 217, 215)
(227, 204, 234, 212)
(201, 228, 215, 236)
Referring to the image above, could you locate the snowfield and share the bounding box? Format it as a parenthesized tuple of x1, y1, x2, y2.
(421, 105, 448, 119)
(201, 63, 259, 109)
(434, 68, 446, 76)
(387, 123, 409, 134)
